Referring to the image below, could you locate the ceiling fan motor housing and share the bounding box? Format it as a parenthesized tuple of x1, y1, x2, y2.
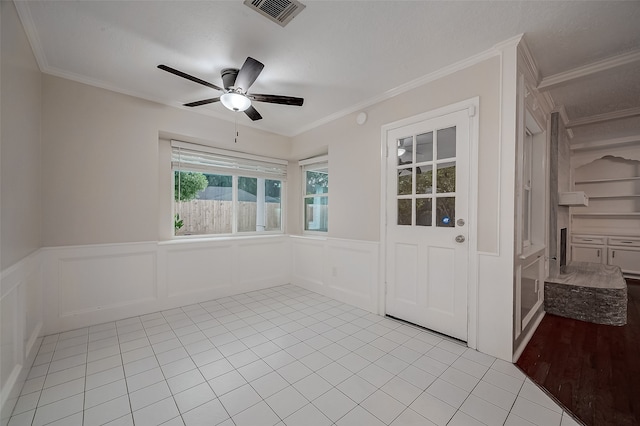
(221, 68, 240, 90)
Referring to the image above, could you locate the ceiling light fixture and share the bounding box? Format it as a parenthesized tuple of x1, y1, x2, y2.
(220, 92, 251, 112)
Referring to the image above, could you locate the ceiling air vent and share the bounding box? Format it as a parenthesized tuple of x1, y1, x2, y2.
(244, 0, 306, 27)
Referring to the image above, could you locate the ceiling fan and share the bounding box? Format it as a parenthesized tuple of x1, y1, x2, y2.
(158, 57, 304, 121)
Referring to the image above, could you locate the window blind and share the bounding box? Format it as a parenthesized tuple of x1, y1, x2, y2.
(171, 140, 287, 180)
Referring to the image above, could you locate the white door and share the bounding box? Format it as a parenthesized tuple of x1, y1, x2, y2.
(385, 109, 470, 341)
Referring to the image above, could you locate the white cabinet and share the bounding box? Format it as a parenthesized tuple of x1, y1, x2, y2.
(571, 245, 605, 263)
(571, 234, 640, 277)
(570, 235, 605, 264)
(608, 238, 640, 276)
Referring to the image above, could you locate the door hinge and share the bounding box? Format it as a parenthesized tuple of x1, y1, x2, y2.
(468, 105, 476, 117)
(385, 144, 389, 158)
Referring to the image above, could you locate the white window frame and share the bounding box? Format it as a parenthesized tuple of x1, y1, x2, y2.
(300, 155, 328, 235)
(172, 140, 287, 238)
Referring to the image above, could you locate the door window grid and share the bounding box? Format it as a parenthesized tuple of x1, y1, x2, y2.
(396, 127, 457, 227)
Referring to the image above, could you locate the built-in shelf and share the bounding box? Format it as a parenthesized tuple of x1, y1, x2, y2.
(575, 176, 640, 184)
(589, 195, 640, 199)
(559, 191, 588, 206)
(572, 212, 640, 218)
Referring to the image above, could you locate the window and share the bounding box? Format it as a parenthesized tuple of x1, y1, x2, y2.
(300, 156, 328, 233)
(522, 129, 533, 248)
(172, 141, 286, 237)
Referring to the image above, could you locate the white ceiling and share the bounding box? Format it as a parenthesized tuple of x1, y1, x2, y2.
(15, 0, 640, 139)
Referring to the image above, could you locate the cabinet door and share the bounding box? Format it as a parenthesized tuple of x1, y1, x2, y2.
(609, 247, 640, 275)
(571, 245, 605, 263)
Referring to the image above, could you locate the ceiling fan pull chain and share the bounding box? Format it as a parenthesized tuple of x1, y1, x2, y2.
(235, 116, 238, 143)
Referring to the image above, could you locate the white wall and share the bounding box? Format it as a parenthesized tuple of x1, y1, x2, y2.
(41, 75, 292, 247)
(0, 1, 43, 420)
(1, 0, 41, 269)
(2, 30, 525, 424)
(289, 57, 502, 252)
(289, 51, 519, 360)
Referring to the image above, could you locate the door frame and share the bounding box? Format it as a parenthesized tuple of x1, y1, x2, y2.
(378, 97, 480, 349)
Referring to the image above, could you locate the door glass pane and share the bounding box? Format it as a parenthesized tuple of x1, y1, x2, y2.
(416, 132, 433, 163)
(397, 136, 412, 166)
(416, 165, 433, 194)
(397, 199, 412, 225)
(437, 127, 456, 159)
(436, 197, 455, 227)
(436, 162, 456, 194)
(397, 169, 412, 195)
(416, 198, 432, 226)
(305, 197, 328, 232)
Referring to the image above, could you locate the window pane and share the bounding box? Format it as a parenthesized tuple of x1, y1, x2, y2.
(237, 176, 257, 232)
(397, 169, 412, 195)
(416, 198, 432, 226)
(306, 170, 328, 195)
(175, 171, 232, 235)
(416, 165, 433, 194)
(436, 162, 456, 194)
(416, 132, 433, 163)
(437, 127, 456, 159)
(397, 199, 412, 225)
(305, 197, 328, 232)
(397, 136, 413, 166)
(265, 179, 282, 231)
(436, 197, 455, 227)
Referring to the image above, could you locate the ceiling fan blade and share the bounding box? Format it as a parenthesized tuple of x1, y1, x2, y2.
(184, 97, 221, 107)
(248, 93, 304, 106)
(244, 105, 263, 121)
(234, 57, 264, 92)
(158, 65, 223, 91)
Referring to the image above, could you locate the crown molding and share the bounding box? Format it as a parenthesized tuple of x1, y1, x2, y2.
(566, 106, 640, 129)
(292, 42, 505, 136)
(538, 49, 640, 91)
(517, 36, 540, 86)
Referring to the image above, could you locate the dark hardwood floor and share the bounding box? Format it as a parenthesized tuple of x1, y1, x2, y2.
(517, 279, 640, 426)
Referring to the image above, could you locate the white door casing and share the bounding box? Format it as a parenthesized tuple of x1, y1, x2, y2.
(383, 104, 476, 342)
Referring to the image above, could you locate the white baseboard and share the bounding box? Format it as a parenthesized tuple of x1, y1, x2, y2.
(513, 309, 545, 363)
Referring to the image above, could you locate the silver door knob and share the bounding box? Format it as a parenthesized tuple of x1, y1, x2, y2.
(455, 235, 465, 243)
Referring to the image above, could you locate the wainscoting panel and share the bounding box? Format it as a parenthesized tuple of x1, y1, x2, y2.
(58, 250, 157, 316)
(236, 238, 290, 287)
(0, 250, 43, 422)
(164, 242, 234, 298)
(290, 236, 379, 313)
(327, 240, 379, 311)
(41, 236, 292, 335)
(290, 237, 325, 292)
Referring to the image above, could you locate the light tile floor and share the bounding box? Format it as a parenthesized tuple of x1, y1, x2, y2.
(8, 285, 582, 426)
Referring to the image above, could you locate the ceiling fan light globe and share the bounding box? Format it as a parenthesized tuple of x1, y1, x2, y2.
(220, 92, 251, 112)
